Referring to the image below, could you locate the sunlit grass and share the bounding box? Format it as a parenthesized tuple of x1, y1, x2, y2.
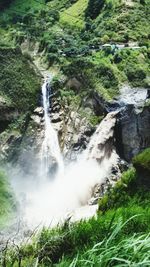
(60, 0, 88, 29)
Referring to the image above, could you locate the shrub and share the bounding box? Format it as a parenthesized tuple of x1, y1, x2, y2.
(125, 64, 147, 85)
(98, 168, 137, 213)
(133, 148, 150, 186)
(46, 53, 59, 66)
(95, 63, 119, 89)
(85, 0, 105, 20)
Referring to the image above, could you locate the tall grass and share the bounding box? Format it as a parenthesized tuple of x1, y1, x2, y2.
(1, 207, 150, 266)
(57, 217, 150, 267)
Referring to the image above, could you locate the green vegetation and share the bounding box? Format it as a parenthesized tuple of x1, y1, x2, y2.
(0, 47, 40, 112)
(133, 148, 150, 181)
(85, 0, 105, 19)
(0, 1, 150, 265)
(99, 149, 150, 213)
(60, 0, 88, 29)
(0, 170, 15, 228)
(1, 0, 149, 102)
(1, 0, 45, 13)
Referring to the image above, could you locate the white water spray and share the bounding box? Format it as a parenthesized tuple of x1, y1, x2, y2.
(9, 80, 119, 229)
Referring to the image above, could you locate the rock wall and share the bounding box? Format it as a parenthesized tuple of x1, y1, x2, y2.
(116, 105, 150, 161)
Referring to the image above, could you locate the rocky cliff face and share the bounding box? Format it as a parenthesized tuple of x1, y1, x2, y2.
(116, 105, 150, 161)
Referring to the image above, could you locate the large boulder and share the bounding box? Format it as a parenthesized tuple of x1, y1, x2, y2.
(115, 105, 150, 161)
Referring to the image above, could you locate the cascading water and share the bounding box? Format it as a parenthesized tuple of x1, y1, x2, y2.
(41, 78, 64, 178)
(8, 79, 119, 229)
(22, 108, 119, 227)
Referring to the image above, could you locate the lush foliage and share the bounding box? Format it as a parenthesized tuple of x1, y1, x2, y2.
(0, 170, 15, 228)
(133, 148, 150, 185)
(85, 0, 105, 19)
(0, 47, 40, 112)
(1, 0, 149, 101)
(99, 148, 150, 213)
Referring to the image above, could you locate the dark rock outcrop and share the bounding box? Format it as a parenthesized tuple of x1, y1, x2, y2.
(115, 105, 150, 161)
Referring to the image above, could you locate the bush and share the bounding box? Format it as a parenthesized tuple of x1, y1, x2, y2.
(126, 65, 146, 83)
(95, 63, 119, 89)
(133, 148, 150, 186)
(98, 168, 137, 213)
(85, 0, 105, 20)
(46, 53, 59, 66)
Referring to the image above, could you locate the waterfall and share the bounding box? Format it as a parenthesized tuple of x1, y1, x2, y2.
(21, 111, 119, 227)
(9, 84, 119, 228)
(41, 79, 64, 178)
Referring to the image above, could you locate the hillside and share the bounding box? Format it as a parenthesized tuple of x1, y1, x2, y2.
(0, 0, 149, 101)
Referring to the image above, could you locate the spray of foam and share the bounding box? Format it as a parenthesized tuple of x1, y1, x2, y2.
(10, 151, 118, 228)
(8, 80, 119, 229)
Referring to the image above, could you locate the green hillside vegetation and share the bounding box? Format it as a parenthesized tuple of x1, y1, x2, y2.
(0, 0, 149, 102)
(0, 170, 15, 228)
(0, 47, 41, 112)
(60, 0, 88, 29)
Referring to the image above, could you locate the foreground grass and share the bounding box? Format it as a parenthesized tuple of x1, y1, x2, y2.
(1, 198, 150, 266)
(58, 225, 150, 267)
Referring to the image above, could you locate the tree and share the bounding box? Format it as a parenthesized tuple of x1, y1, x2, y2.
(140, 0, 145, 4)
(85, 0, 105, 20)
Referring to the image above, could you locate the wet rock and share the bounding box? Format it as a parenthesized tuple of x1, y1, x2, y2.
(33, 107, 43, 117)
(51, 113, 63, 123)
(147, 89, 150, 99)
(31, 115, 41, 124)
(92, 92, 108, 115)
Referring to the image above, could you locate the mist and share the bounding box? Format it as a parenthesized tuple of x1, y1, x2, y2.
(7, 149, 118, 229)
(4, 81, 119, 230)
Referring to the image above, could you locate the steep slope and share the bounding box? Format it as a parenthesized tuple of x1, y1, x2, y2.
(0, 47, 41, 112)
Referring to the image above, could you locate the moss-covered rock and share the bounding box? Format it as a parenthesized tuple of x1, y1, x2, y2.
(133, 148, 150, 185)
